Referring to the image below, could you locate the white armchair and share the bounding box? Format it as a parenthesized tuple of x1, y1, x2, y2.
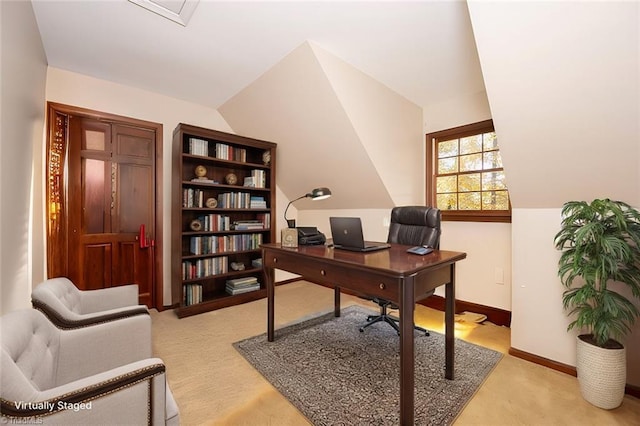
(1, 309, 179, 425)
(31, 277, 149, 329)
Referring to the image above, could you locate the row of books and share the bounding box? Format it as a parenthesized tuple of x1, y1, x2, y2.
(183, 188, 207, 208)
(215, 143, 247, 162)
(185, 214, 270, 233)
(187, 139, 249, 163)
(189, 233, 263, 255)
(250, 196, 267, 209)
(225, 276, 260, 295)
(183, 283, 203, 306)
(233, 216, 270, 229)
(188, 214, 232, 232)
(243, 170, 266, 188)
(188, 138, 209, 156)
(217, 192, 269, 209)
(182, 188, 270, 209)
(182, 256, 228, 280)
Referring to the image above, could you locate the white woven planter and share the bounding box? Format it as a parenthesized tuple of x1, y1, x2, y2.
(576, 335, 626, 409)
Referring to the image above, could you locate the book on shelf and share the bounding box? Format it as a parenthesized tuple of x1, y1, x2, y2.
(189, 138, 209, 156)
(191, 177, 216, 184)
(217, 192, 251, 209)
(183, 283, 203, 306)
(226, 276, 258, 287)
(225, 278, 260, 295)
(249, 196, 266, 209)
(215, 142, 247, 162)
(182, 256, 229, 279)
(225, 284, 260, 295)
(233, 219, 265, 230)
(189, 234, 263, 255)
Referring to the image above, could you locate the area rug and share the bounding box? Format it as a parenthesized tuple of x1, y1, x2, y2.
(233, 305, 502, 425)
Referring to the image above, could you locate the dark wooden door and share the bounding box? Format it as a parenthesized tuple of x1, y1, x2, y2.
(66, 117, 156, 306)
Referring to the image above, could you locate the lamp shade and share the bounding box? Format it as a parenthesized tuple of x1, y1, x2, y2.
(309, 187, 331, 201)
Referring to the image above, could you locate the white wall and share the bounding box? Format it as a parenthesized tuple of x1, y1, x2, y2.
(45, 68, 235, 306)
(0, 0, 47, 315)
(468, 1, 640, 385)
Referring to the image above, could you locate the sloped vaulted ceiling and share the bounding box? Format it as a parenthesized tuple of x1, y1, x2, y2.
(219, 41, 424, 210)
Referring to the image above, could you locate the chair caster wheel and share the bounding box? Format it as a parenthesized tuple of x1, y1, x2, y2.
(359, 327, 365, 332)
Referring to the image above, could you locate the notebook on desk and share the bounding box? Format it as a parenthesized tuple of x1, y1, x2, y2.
(329, 217, 391, 252)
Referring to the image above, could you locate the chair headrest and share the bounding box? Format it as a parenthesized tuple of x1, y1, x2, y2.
(1, 309, 59, 396)
(31, 277, 82, 314)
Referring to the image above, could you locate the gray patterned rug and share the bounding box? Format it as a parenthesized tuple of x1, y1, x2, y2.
(233, 305, 502, 425)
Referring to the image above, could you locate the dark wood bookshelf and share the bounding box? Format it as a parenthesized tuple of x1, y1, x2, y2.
(172, 123, 276, 318)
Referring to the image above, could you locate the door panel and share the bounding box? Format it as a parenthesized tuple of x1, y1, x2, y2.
(82, 242, 112, 290)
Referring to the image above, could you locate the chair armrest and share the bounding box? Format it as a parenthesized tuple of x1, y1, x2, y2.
(1, 359, 168, 425)
(79, 284, 140, 313)
(33, 299, 149, 330)
(55, 314, 152, 385)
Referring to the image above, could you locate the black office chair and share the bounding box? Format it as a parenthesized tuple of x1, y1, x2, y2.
(359, 206, 441, 336)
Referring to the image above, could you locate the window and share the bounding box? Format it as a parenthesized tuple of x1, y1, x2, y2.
(426, 120, 511, 222)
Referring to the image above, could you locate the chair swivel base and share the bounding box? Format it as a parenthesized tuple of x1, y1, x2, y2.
(359, 302, 430, 336)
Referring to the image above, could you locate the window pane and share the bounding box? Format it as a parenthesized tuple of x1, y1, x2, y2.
(459, 173, 481, 192)
(483, 150, 503, 169)
(84, 130, 106, 151)
(438, 140, 458, 158)
(482, 171, 507, 190)
(482, 190, 510, 210)
(460, 153, 482, 172)
(460, 135, 482, 154)
(436, 175, 457, 193)
(437, 193, 457, 210)
(438, 157, 458, 174)
(83, 159, 106, 233)
(483, 132, 498, 151)
(459, 192, 481, 210)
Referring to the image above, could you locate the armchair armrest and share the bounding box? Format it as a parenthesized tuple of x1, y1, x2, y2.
(79, 284, 140, 313)
(1, 359, 169, 425)
(32, 299, 149, 330)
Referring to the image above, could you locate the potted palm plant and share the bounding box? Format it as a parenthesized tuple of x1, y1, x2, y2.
(554, 199, 640, 409)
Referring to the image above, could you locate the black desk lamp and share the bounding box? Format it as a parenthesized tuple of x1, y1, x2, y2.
(283, 187, 332, 228)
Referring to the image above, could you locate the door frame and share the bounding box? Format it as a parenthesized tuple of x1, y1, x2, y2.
(45, 102, 164, 309)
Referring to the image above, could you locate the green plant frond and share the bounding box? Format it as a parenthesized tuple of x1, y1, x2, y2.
(556, 199, 640, 344)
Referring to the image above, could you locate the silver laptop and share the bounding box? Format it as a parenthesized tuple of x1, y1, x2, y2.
(329, 217, 390, 252)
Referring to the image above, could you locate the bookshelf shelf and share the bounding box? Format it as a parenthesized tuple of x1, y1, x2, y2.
(172, 123, 276, 318)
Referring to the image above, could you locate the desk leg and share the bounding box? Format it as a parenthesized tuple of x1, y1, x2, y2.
(399, 276, 415, 425)
(445, 263, 456, 380)
(334, 287, 341, 317)
(267, 264, 275, 342)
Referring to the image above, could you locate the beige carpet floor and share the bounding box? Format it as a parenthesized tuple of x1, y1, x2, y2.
(151, 281, 640, 425)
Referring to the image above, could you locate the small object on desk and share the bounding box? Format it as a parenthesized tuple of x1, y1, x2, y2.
(407, 246, 433, 255)
(281, 228, 298, 248)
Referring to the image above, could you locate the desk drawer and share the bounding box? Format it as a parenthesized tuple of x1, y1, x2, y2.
(265, 251, 399, 300)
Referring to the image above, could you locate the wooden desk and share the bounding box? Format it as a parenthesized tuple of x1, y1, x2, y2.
(262, 243, 466, 425)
